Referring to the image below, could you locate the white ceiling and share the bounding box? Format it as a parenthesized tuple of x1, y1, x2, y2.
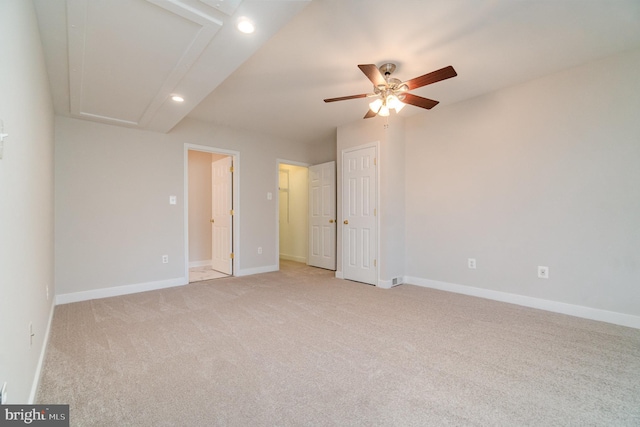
(35, 0, 310, 133)
(36, 0, 640, 145)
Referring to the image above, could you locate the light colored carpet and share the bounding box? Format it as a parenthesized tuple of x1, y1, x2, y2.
(38, 260, 640, 426)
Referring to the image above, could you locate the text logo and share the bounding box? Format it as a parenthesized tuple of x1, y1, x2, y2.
(0, 405, 69, 426)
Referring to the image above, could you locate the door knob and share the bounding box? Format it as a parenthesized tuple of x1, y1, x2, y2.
(210, 219, 215, 223)
(343, 220, 349, 225)
(329, 219, 334, 223)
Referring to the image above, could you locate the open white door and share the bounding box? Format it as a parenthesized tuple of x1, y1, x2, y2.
(211, 157, 232, 274)
(308, 161, 336, 270)
(342, 146, 377, 285)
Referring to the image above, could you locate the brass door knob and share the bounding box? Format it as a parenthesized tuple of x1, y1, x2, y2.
(329, 219, 334, 223)
(343, 220, 349, 225)
(210, 219, 215, 223)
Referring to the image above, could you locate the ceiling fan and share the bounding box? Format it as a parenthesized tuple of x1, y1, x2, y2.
(324, 63, 457, 118)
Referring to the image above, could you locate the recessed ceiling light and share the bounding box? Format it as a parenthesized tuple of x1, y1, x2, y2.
(237, 18, 255, 34)
(171, 95, 184, 103)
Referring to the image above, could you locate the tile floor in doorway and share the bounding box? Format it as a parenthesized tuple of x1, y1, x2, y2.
(189, 265, 229, 282)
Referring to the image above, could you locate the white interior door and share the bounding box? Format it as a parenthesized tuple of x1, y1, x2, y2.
(342, 146, 377, 285)
(308, 161, 336, 270)
(211, 157, 232, 274)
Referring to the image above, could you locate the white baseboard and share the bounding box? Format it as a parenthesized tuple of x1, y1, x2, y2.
(29, 301, 55, 404)
(404, 276, 640, 330)
(189, 260, 212, 268)
(55, 277, 187, 305)
(377, 277, 404, 289)
(377, 279, 392, 289)
(279, 254, 307, 263)
(236, 265, 278, 277)
(335, 271, 402, 288)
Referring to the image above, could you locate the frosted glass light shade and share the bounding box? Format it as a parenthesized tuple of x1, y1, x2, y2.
(369, 98, 383, 113)
(387, 94, 405, 112)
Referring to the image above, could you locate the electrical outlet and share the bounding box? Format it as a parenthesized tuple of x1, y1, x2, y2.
(257, 247, 263, 255)
(468, 258, 476, 269)
(46, 285, 49, 301)
(29, 323, 34, 348)
(538, 266, 549, 279)
(162, 255, 169, 264)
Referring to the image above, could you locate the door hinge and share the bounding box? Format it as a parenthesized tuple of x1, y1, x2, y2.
(230, 253, 234, 259)
(230, 209, 234, 216)
(374, 157, 377, 166)
(229, 166, 234, 173)
(374, 259, 377, 267)
(374, 208, 376, 216)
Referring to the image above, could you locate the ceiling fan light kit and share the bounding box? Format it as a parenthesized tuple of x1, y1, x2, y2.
(324, 63, 457, 119)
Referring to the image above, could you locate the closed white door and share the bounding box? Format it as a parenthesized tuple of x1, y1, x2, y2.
(211, 157, 232, 274)
(342, 146, 377, 285)
(308, 161, 336, 270)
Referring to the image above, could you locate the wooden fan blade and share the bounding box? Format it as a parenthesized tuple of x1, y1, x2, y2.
(324, 93, 368, 103)
(402, 93, 439, 109)
(364, 109, 377, 119)
(358, 64, 386, 87)
(404, 66, 457, 90)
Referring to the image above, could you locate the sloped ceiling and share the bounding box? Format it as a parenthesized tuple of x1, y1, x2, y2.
(35, 0, 310, 133)
(36, 0, 640, 145)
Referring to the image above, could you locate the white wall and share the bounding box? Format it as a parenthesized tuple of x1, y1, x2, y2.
(278, 164, 308, 263)
(404, 48, 640, 321)
(55, 116, 334, 299)
(0, 0, 55, 403)
(379, 119, 405, 284)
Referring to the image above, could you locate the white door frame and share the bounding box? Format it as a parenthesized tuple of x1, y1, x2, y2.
(275, 159, 310, 270)
(339, 141, 380, 285)
(184, 144, 240, 280)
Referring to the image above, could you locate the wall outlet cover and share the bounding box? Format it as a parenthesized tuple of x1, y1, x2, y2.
(538, 266, 549, 279)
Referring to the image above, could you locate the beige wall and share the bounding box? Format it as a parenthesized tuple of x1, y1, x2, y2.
(188, 151, 213, 264)
(55, 116, 334, 297)
(404, 48, 640, 319)
(55, 118, 184, 292)
(278, 164, 308, 262)
(0, 1, 55, 403)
